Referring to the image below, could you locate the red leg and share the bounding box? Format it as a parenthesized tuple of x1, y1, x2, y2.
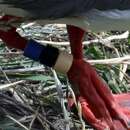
(67, 25, 115, 129)
(67, 25, 85, 59)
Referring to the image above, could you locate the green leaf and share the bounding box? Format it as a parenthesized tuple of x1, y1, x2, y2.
(23, 74, 52, 81)
(85, 46, 103, 59)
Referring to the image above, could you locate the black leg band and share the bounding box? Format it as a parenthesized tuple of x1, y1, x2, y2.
(39, 45, 59, 67)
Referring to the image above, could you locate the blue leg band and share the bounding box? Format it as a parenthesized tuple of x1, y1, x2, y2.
(24, 40, 45, 61)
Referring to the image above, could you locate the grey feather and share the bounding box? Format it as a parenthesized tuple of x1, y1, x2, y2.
(0, 0, 97, 19)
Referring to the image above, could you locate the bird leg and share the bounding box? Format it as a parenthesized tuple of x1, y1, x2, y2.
(67, 25, 113, 129)
(67, 25, 85, 59)
(67, 25, 130, 130)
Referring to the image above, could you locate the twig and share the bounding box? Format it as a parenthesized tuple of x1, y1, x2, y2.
(68, 84, 86, 130)
(77, 102, 86, 130)
(0, 52, 23, 56)
(6, 115, 29, 130)
(27, 106, 57, 130)
(91, 31, 129, 47)
(0, 66, 11, 83)
(20, 22, 36, 29)
(52, 69, 70, 130)
(87, 55, 130, 65)
(119, 64, 128, 82)
(29, 107, 39, 130)
(36, 31, 129, 46)
(2, 66, 45, 74)
(0, 80, 24, 90)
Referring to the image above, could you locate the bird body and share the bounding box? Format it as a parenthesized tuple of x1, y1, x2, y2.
(36, 9, 130, 31)
(2, 0, 130, 19)
(0, 0, 130, 31)
(1, 1, 130, 130)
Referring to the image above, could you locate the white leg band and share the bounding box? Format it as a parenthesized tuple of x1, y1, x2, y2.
(53, 51, 73, 74)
